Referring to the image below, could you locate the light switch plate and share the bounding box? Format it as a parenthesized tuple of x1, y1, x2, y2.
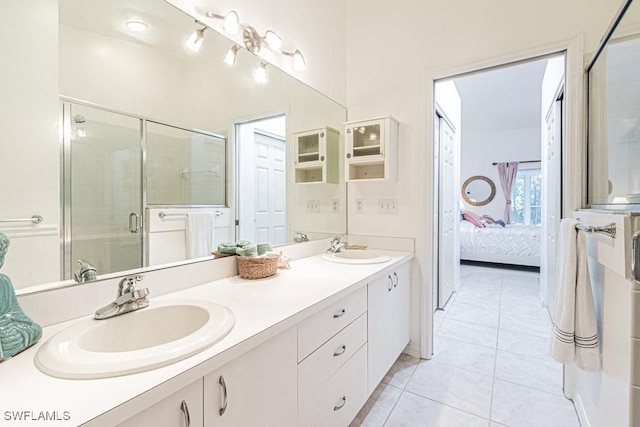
(378, 199, 398, 214)
(305, 200, 320, 213)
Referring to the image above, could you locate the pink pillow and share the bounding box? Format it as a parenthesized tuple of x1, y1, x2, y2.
(461, 210, 486, 228)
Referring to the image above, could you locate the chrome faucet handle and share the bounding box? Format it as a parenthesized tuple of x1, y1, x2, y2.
(117, 274, 144, 297)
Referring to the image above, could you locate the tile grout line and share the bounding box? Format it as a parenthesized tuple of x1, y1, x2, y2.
(381, 364, 419, 427)
(487, 272, 505, 425)
(398, 389, 492, 424)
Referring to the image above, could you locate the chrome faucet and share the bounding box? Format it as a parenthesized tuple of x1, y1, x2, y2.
(94, 274, 149, 320)
(293, 232, 309, 243)
(326, 235, 348, 253)
(74, 259, 97, 283)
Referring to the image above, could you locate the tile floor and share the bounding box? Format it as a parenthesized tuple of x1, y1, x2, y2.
(351, 263, 581, 427)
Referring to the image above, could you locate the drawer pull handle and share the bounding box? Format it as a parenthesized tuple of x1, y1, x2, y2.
(219, 375, 228, 416)
(333, 345, 347, 357)
(334, 396, 347, 411)
(333, 309, 346, 318)
(393, 272, 399, 288)
(181, 400, 191, 427)
(388, 275, 393, 292)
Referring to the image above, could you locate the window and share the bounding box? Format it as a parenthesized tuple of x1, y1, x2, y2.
(511, 169, 541, 225)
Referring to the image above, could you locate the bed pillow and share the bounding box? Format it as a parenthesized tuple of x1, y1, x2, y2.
(482, 215, 496, 225)
(461, 210, 486, 228)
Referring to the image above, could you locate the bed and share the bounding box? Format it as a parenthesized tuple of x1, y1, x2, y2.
(459, 220, 541, 267)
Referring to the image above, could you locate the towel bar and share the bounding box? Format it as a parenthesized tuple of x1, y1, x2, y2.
(0, 215, 43, 224)
(158, 211, 223, 219)
(575, 222, 616, 239)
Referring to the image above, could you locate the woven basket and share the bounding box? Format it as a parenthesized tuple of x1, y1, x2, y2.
(237, 256, 279, 280)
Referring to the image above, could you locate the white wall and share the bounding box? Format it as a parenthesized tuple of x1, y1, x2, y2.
(345, 0, 621, 356)
(0, 0, 60, 289)
(460, 126, 541, 220)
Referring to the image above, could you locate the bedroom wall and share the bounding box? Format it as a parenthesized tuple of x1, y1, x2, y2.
(460, 126, 542, 221)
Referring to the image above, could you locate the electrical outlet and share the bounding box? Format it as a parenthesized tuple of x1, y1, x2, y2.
(355, 199, 364, 213)
(378, 199, 398, 215)
(305, 200, 320, 213)
(331, 199, 339, 214)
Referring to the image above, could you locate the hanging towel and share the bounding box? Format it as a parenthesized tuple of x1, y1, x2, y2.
(186, 212, 216, 259)
(551, 218, 600, 372)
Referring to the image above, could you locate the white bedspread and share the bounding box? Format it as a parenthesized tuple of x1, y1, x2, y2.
(459, 220, 540, 256)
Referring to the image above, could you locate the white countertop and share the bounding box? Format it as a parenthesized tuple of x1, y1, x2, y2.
(0, 250, 413, 427)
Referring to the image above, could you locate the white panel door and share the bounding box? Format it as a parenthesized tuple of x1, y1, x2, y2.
(543, 96, 563, 315)
(438, 116, 456, 308)
(253, 132, 287, 244)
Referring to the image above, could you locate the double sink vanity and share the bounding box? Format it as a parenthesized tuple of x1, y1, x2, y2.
(2, 247, 413, 427)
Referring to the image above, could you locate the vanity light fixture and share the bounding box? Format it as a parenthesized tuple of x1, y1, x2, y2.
(125, 20, 148, 32)
(253, 62, 269, 84)
(204, 9, 306, 71)
(186, 25, 207, 52)
(224, 45, 240, 66)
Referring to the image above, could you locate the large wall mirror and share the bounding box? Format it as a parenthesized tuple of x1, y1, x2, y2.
(587, 0, 640, 205)
(0, 0, 346, 293)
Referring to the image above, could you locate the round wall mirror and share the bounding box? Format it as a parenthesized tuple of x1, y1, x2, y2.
(461, 176, 496, 206)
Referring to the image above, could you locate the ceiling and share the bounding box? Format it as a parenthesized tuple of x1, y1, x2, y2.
(453, 58, 551, 134)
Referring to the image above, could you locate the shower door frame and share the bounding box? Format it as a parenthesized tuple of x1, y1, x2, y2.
(60, 98, 146, 280)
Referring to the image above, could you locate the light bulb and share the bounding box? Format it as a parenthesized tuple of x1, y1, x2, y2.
(264, 30, 282, 51)
(223, 11, 240, 35)
(253, 62, 268, 84)
(369, 133, 377, 141)
(186, 28, 205, 52)
(358, 127, 365, 134)
(125, 20, 148, 32)
(293, 49, 306, 71)
(224, 45, 240, 66)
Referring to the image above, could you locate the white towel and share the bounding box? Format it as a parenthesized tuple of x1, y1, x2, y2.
(551, 218, 600, 372)
(186, 212, 216, 259)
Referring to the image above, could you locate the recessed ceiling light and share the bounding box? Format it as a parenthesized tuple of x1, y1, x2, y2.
(125, 20, 148, 32)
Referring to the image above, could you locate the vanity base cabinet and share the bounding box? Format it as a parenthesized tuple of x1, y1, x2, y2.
(203, 327, 297, 427)
(367, 261, 411, 396)
(298, 343, 368, 427)
(116, 378, 203, 427)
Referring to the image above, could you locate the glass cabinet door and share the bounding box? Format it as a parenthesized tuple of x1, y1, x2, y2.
(351, 122, 383, 158)
(295, 131, 321, 164)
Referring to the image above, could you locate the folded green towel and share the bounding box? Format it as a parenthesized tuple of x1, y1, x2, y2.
(256, 243, 273, 256)
(236, 244, 258, 257)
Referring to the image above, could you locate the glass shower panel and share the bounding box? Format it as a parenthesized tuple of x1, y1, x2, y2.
(67, 104, 143, 277)
(146, 122, 226, 206)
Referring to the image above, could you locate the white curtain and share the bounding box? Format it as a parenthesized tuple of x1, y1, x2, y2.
(496, 162, 519, 223)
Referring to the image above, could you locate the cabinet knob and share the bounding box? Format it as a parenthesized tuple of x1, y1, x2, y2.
(333, 309, 346, 318)
(346, 128, 351, 134)
(320, 155, 325, 161)
(333, 345, 347, 357)
(388, 276, 393, 292)
(181, 400, 191, 427)
(346, 153, 352, 159)
(219, 375, 228, 416)
(393, 272, 399, 288)
(334, 396, 347, 411)
(320, 132, 325, 138)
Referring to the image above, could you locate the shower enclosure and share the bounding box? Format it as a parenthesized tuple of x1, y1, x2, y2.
(61, 101, 227, 280)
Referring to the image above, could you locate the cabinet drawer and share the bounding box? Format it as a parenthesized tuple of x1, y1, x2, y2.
(298, 313, 367, 406)
(298, 286, 367, 361)
(298, 344, 368, 427)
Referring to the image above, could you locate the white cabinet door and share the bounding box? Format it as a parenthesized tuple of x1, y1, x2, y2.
(117, 379, 203, 427)
(203, 327, 297, 427)
(367, 261, 411, 395)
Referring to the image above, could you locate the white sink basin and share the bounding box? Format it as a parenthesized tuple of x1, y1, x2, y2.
(322, 250, 391, 264)
(35, 300, 235, 379)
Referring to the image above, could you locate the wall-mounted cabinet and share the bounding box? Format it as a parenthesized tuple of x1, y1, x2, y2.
(293, 127, 339, 184)
(345, 117, 398, 182)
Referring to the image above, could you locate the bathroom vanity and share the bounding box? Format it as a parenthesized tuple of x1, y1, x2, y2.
(0, 250, 413, 427)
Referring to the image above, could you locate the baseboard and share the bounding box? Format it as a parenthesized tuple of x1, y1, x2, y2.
(403, 342, 422, 359)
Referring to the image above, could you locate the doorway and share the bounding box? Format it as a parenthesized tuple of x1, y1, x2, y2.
(235, 115, 287, 245)
(433, 53, 566, 316)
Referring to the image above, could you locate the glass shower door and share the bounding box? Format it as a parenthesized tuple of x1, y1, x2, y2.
(64, 103, 143, 279)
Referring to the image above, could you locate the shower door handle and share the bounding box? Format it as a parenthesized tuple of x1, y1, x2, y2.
(632, 230, 640, 282)
(129, 213, 140, 233)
